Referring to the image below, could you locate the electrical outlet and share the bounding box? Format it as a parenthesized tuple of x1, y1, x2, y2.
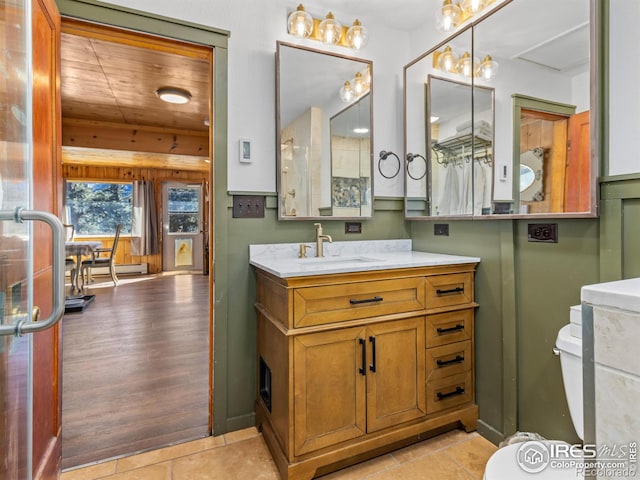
(232, 195, 265, 218)
(434, 223, 449, 236)
(528, 223, 558, 243)
(345, 222, 362, 234)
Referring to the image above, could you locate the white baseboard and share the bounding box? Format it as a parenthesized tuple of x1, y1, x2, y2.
(90, 263, 148, 275)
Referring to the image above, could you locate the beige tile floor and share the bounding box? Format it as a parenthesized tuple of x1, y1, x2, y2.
(61, 426, 497, 480)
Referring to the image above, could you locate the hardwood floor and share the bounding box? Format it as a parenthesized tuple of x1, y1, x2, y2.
(61, 273, 210, 469)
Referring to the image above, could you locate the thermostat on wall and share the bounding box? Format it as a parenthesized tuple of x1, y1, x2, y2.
(239, 138, 252, 163)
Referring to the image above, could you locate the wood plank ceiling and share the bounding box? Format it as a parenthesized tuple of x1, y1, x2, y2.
(60, 20, 211, 170)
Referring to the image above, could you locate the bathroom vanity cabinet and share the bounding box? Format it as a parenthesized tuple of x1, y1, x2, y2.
(254, 259, 479, 480)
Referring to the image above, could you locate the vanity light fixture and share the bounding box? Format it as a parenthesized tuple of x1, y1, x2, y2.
(433, 47, 497, 80)
(458, 51, 476, 77)
(435, 0, 462, 32)
(286, 4, 369, 51)
(437, 45, 459, 73)
(477, 54, 499, 80)
(156, 87, 191, 104)
(287, 4, 313, 38)
(318, 12, 342, 45)
(339, 67, 371, 103)
(461, 0, 488, 15)
(339, 81, 354, 103)
(346, 19, 368, 51)
(435, 0, 495, 33)
(353, 127, 369, 134)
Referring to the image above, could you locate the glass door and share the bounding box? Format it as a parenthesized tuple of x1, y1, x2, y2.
(1, 1, 34, 477)
(162, 183, 203, 271)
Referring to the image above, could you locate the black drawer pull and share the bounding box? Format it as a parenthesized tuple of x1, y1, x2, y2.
(436, 386, 465, 400)
(436, 324, 464, 334)
(436, 355, 464, 367)
(350, 296, 383, 305)
(436, 286, 464, 295)
(359, 338, 366, 376)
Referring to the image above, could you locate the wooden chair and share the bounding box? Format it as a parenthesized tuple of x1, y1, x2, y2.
(63, 223, 75, 241)
(80, 224, 122, 288)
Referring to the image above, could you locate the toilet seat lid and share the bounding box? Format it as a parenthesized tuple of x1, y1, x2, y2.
(484, 441, 582, 480)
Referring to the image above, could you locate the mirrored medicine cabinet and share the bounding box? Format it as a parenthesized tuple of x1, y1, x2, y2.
(276, 41, 373, 220)
(404, 0, 598, 219)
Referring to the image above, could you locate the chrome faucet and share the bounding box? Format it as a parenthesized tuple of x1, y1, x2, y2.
(314, 223, 332, 257)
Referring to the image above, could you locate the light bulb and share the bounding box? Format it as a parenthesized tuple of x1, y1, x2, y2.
(287, 4, 313, 39)
(479, 54, 499, 80)
(458, 52, 474, 77)
(353, 72, 364, 96)
(437, 46, 459, 73)
(436, 0, 462, 32)
(318, 12, 342, 45)
(339, 81, 354, 103)
(346, 19, 368, 51)
(461, 0, 487, 15)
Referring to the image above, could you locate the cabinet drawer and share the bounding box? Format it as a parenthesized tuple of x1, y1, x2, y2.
(426, 371, 473, 415)
(425, 273, 473, 310)
(426, 309, 473, 348)
(293, 277, 425, 327)
(426, 341, 471, 381)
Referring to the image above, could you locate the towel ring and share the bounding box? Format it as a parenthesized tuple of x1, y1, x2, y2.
(406, 153, 427, 181)
(378, 150, 401, 179)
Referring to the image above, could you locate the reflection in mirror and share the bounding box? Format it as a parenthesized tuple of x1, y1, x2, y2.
(330, 94, 372, 216)
(474, 0, 593, 215)
(429, 76, 494, 216)
(277, 41, 373, 220)
(405, 29, 474, 218)
(404, 0, 596, 219)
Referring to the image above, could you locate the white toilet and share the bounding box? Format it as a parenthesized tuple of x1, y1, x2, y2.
(483, 307, 584, 479)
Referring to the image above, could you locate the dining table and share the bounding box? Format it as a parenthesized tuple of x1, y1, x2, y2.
(65, 241, 102, 292)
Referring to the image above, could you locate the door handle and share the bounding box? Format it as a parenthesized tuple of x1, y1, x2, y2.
(0, 208, 65, 336)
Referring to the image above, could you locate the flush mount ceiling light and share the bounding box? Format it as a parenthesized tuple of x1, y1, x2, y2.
(156, 87, 192, 104)
(286, 4, 369, 51)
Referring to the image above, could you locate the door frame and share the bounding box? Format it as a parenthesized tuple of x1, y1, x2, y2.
(56, 0, 230, 435)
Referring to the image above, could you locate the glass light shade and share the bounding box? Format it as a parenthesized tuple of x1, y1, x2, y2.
(461, 0, 487, 15)
(156, 87, 191, 104)
(287, 4, 313, 38)
(435, 0, 462, 32)
(479, 54, 499, 80)
(352, 72, 365, 96)
(437, 46, 459, 73)
(457, 51, 476, 77)
(318, 12, 342, 45)
(339, 81, 354, 103)
(346, 19, 368, 51)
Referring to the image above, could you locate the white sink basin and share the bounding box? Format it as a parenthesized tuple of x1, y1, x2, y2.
(295, 256, 379, 264)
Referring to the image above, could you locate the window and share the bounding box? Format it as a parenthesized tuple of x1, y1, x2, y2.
(65, 182, 132, 235)
(167, 186, 201, 234)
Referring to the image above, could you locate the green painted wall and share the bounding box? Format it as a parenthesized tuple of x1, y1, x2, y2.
(411, 218, 600, 444)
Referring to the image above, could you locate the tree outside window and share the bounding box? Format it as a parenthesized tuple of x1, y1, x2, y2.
(66, 182, 132, 235)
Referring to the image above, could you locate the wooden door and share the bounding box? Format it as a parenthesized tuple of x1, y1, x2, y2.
(293, 327, 367, 456)
(565, 110, 591, 212)
(32, 0, 63, 477)
(0, 0, 61, 477)
(366, 317, 426, 432)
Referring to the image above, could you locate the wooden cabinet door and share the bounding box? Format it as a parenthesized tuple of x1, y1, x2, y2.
(293, 327, 366, 456)
(366, 317, 426, 432)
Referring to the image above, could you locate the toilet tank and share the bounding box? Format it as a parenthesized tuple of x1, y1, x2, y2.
(556, 324, 583, 440)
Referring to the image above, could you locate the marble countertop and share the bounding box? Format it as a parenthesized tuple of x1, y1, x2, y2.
(249, 239, 480, 278)
(581, 277, 640, 313)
